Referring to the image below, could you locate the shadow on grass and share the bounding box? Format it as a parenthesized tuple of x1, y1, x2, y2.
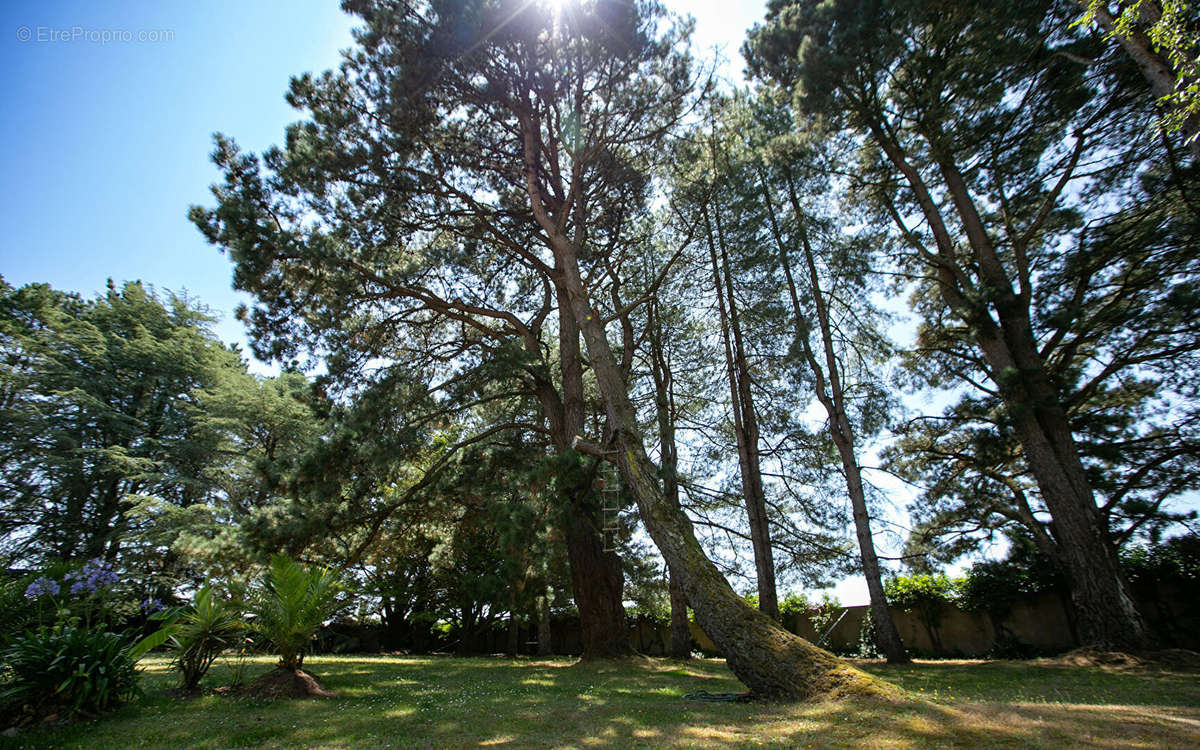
(5, 655, 1199, 749)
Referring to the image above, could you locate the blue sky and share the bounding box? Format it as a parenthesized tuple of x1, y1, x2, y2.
(0, 1, 764, 366)
(0, 1, 357, 359)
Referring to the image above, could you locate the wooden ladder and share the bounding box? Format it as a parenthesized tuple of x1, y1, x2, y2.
(601, 465, 620, 552)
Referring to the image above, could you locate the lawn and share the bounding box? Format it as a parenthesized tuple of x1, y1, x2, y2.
(2, 654, 1197, 749)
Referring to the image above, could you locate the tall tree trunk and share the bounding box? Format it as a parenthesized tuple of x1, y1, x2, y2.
(548, 238, 883, 699)
(702, 201, 779, 621)
(554, 286, 632, 659)
(563, 496, 631, 658)
(937, 151, 1149, 650)
(667, 574, 692, 658)
(868, 122, 1150, 649)
(762, 167, 910, 664)
(527, 289, 632, 659)
(507, 589, 521, 656)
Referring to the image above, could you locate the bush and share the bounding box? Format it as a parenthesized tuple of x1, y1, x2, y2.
(960, 561, 1037, 618)
(0, 577, 37, 645)
(778, 592, 810, 621)
(856, 614, 880, 659)
(0, 625, 140, 723)
(1122, 533, 1200, 588)
(884, 573, 961, 613)
(884, 573, 961, 654)
(245, 555, 347, 671)
(167, 585, 245, 691)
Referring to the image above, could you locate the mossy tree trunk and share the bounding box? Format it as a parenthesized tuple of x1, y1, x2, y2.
(535, 223, 884, 698)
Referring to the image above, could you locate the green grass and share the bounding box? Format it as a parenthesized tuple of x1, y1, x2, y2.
(861, 658, 1200, 706)
(2, 654, 1198, 749)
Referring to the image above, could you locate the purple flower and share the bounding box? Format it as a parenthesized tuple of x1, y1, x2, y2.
(24, 576, 60, 599)
(64, 558, 120, 596)
(141, 597, 163, 613)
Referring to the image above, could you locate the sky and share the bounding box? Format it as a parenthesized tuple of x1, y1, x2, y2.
(1, 0, 357, 359)
(0, 0, 765, 357)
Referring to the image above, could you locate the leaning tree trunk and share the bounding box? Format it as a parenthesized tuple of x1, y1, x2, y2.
(1003, 379, 1148, 648)
(551, 240, 884, 699)
(866, 122, 1150, 650)
(933, 156, 1150, 650)
(612, 409, 879, 698)
(764, 166, 910, 664)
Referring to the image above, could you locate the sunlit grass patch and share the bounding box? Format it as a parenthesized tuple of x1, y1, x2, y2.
(2, 654, 1196, 749)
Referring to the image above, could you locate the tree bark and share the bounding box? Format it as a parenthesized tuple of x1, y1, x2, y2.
(702, 200, 779, 621)
(563, 494, 631, 658)
(867, 120, 1150, 649)
(507, 595, 520, 656)
(667, 573, 692, 658)
(536, 593, 553, 656)
(529, 288, 632, 659)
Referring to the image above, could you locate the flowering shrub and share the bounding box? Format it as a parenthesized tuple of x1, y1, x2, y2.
(0, 559, 163, 725)
(24, 576, 60, 599)
(20, 558, 123, 631)
(0, 624, 140, 723)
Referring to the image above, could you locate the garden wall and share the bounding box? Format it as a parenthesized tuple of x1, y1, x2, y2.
(685, 584, 1196, 657)
(317, 582, 1198, 658)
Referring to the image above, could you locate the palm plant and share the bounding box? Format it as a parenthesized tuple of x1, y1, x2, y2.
(246, 555, 346, 671)
(168, 585, 245, 690)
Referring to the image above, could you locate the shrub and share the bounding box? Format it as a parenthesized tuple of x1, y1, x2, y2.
(1122, 533, 1200, 588)
(807, 593, 843, 641)
(0, 577, 37, 645)
(245, 555, 347, 671)
(167, 585, 245, 691)
(16, 558, 131, 634)
(856, 614, 880, 659)
(884, 573, 961, 653)
(778, 592, 810, 621)
(884, 573, 961, 612)
(959, 561, 1036, 618)
(0, 625, 140, 722)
